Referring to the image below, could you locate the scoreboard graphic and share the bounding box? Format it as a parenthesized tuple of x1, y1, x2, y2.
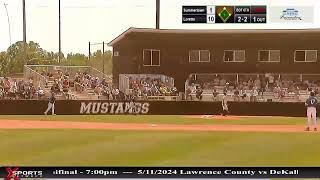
(182, 6, 267, 24)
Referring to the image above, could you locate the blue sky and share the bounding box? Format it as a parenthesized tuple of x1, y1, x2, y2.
(0, 0, 319, 54)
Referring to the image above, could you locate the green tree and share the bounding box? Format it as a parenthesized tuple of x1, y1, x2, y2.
(0, 52, 9, 76)
(89, 50, 112, 74)
(63, 53, 88, 66)
(6, 41, 55, 73)
(6, 41, 26, 74)
(2, 41, 113, 76)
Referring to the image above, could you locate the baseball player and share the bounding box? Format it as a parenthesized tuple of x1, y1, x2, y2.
(44, 92, 56, 115)
(305, 91, 318, 131)
(221, 92, 229, 116)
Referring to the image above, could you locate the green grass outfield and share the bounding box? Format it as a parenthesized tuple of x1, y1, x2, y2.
(0, 115, 310, 125)
(0, 115, 319, 166)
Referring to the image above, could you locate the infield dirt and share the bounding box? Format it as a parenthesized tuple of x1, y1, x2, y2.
(0, 119, 313, 133)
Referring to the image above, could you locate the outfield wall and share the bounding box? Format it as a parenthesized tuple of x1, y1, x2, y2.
(0, 100, 306, 117)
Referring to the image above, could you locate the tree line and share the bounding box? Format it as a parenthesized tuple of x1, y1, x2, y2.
(0, 41, 112, 76)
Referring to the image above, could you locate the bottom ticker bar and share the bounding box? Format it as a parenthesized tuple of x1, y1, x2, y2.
(0, 167, 319, 179)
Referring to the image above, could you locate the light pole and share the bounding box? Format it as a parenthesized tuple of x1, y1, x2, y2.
(58, 0, 61, 63)
(156, 0, 160, 29)
(22, 0, 27, 65)
(3, 3, 12, 46)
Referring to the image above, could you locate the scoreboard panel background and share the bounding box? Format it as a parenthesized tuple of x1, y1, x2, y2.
(182, 5, 267, 24)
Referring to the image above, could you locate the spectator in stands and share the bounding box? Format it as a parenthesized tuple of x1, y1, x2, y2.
(251, 87, 258, 102)
(0, 86, 4, 99)
(7, 79, 18, 99)
(190, 83, 197, 93)
(240, 88, 247, 101)
(3, 77, 10, 94)
(36, 86, 45, 99)
(186, 87, 193, 101)
(142, 89, 148, 100)
(268, 74, 275, 89)
(213, 76, 220, 86)
(220, 78, 226, 86)
(24, 85, 32, 99)
(196, 86, 203, 101)
(62, 77, 70, 98)
(212, 89, 219, 101)
(187, 74, 196, 85)
(102, 86, 111, 100)
(248, 78, 254, 89)
(315, 88, 319, 96)
(234, 87, 240, 101)
(254, 77, 261, 89)
(100, 78, 108, 87)
(112, 87, 120, 100)
(171, 87, 178, 96)
(279, 88, 286, 101)
(223, 86, 228, 94)
(94, 85, 103, 98)
(275, 77, 282, 88)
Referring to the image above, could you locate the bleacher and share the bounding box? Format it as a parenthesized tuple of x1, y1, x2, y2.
(24, 65, 112, 100)
(186, 73, 320, 102)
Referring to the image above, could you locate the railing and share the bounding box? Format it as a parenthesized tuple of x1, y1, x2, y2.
(24, 65, 48, 89)
(90, 67, 112, 82)
(137, 96, 179, 101)
(187, 73, 320, 89)
(25, 65, 92, 78)
(25, 65, 113, 83)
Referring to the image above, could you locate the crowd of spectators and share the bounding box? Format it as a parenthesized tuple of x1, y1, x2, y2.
(128, 77, 178, 100)
(4, 70, 320, 102)
(187, 74, 320, 101)
(0, 77, 45, 100)
(40, 69, 119, 100)
(41, 69, 74, 99)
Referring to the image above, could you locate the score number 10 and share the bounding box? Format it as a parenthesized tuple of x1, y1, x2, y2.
(207, 15, 215, 23)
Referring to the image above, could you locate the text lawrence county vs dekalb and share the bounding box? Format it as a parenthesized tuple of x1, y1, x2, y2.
(53, 169, 299, 176)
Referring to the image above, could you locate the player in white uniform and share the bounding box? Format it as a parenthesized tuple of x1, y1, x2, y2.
(221, 92, 229, 116)
(305, 91, 318, 131)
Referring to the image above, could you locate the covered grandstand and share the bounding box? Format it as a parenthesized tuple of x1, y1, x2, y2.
(107, 28, 320, 102)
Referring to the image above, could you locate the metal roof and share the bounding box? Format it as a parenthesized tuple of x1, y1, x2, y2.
(107, 27, 320, 46)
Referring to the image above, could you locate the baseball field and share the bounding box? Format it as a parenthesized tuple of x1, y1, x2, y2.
(0, 115, 319, 166)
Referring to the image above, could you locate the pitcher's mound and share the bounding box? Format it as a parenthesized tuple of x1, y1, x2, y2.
(185, 115, 241, 120)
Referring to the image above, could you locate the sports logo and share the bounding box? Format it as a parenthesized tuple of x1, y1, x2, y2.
(5, 167, 20, 180)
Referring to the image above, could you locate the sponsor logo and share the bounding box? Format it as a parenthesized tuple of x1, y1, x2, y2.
(269, 6, 314, 23)
(280, 8, 302, 20)
(80, 102, 150, 114)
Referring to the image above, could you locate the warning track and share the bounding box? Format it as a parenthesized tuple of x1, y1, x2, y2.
(0, 120, 314, 133)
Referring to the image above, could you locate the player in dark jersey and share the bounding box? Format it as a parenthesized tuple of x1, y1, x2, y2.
(44, 92, 56, 115)
(305, 91, 318, 131)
